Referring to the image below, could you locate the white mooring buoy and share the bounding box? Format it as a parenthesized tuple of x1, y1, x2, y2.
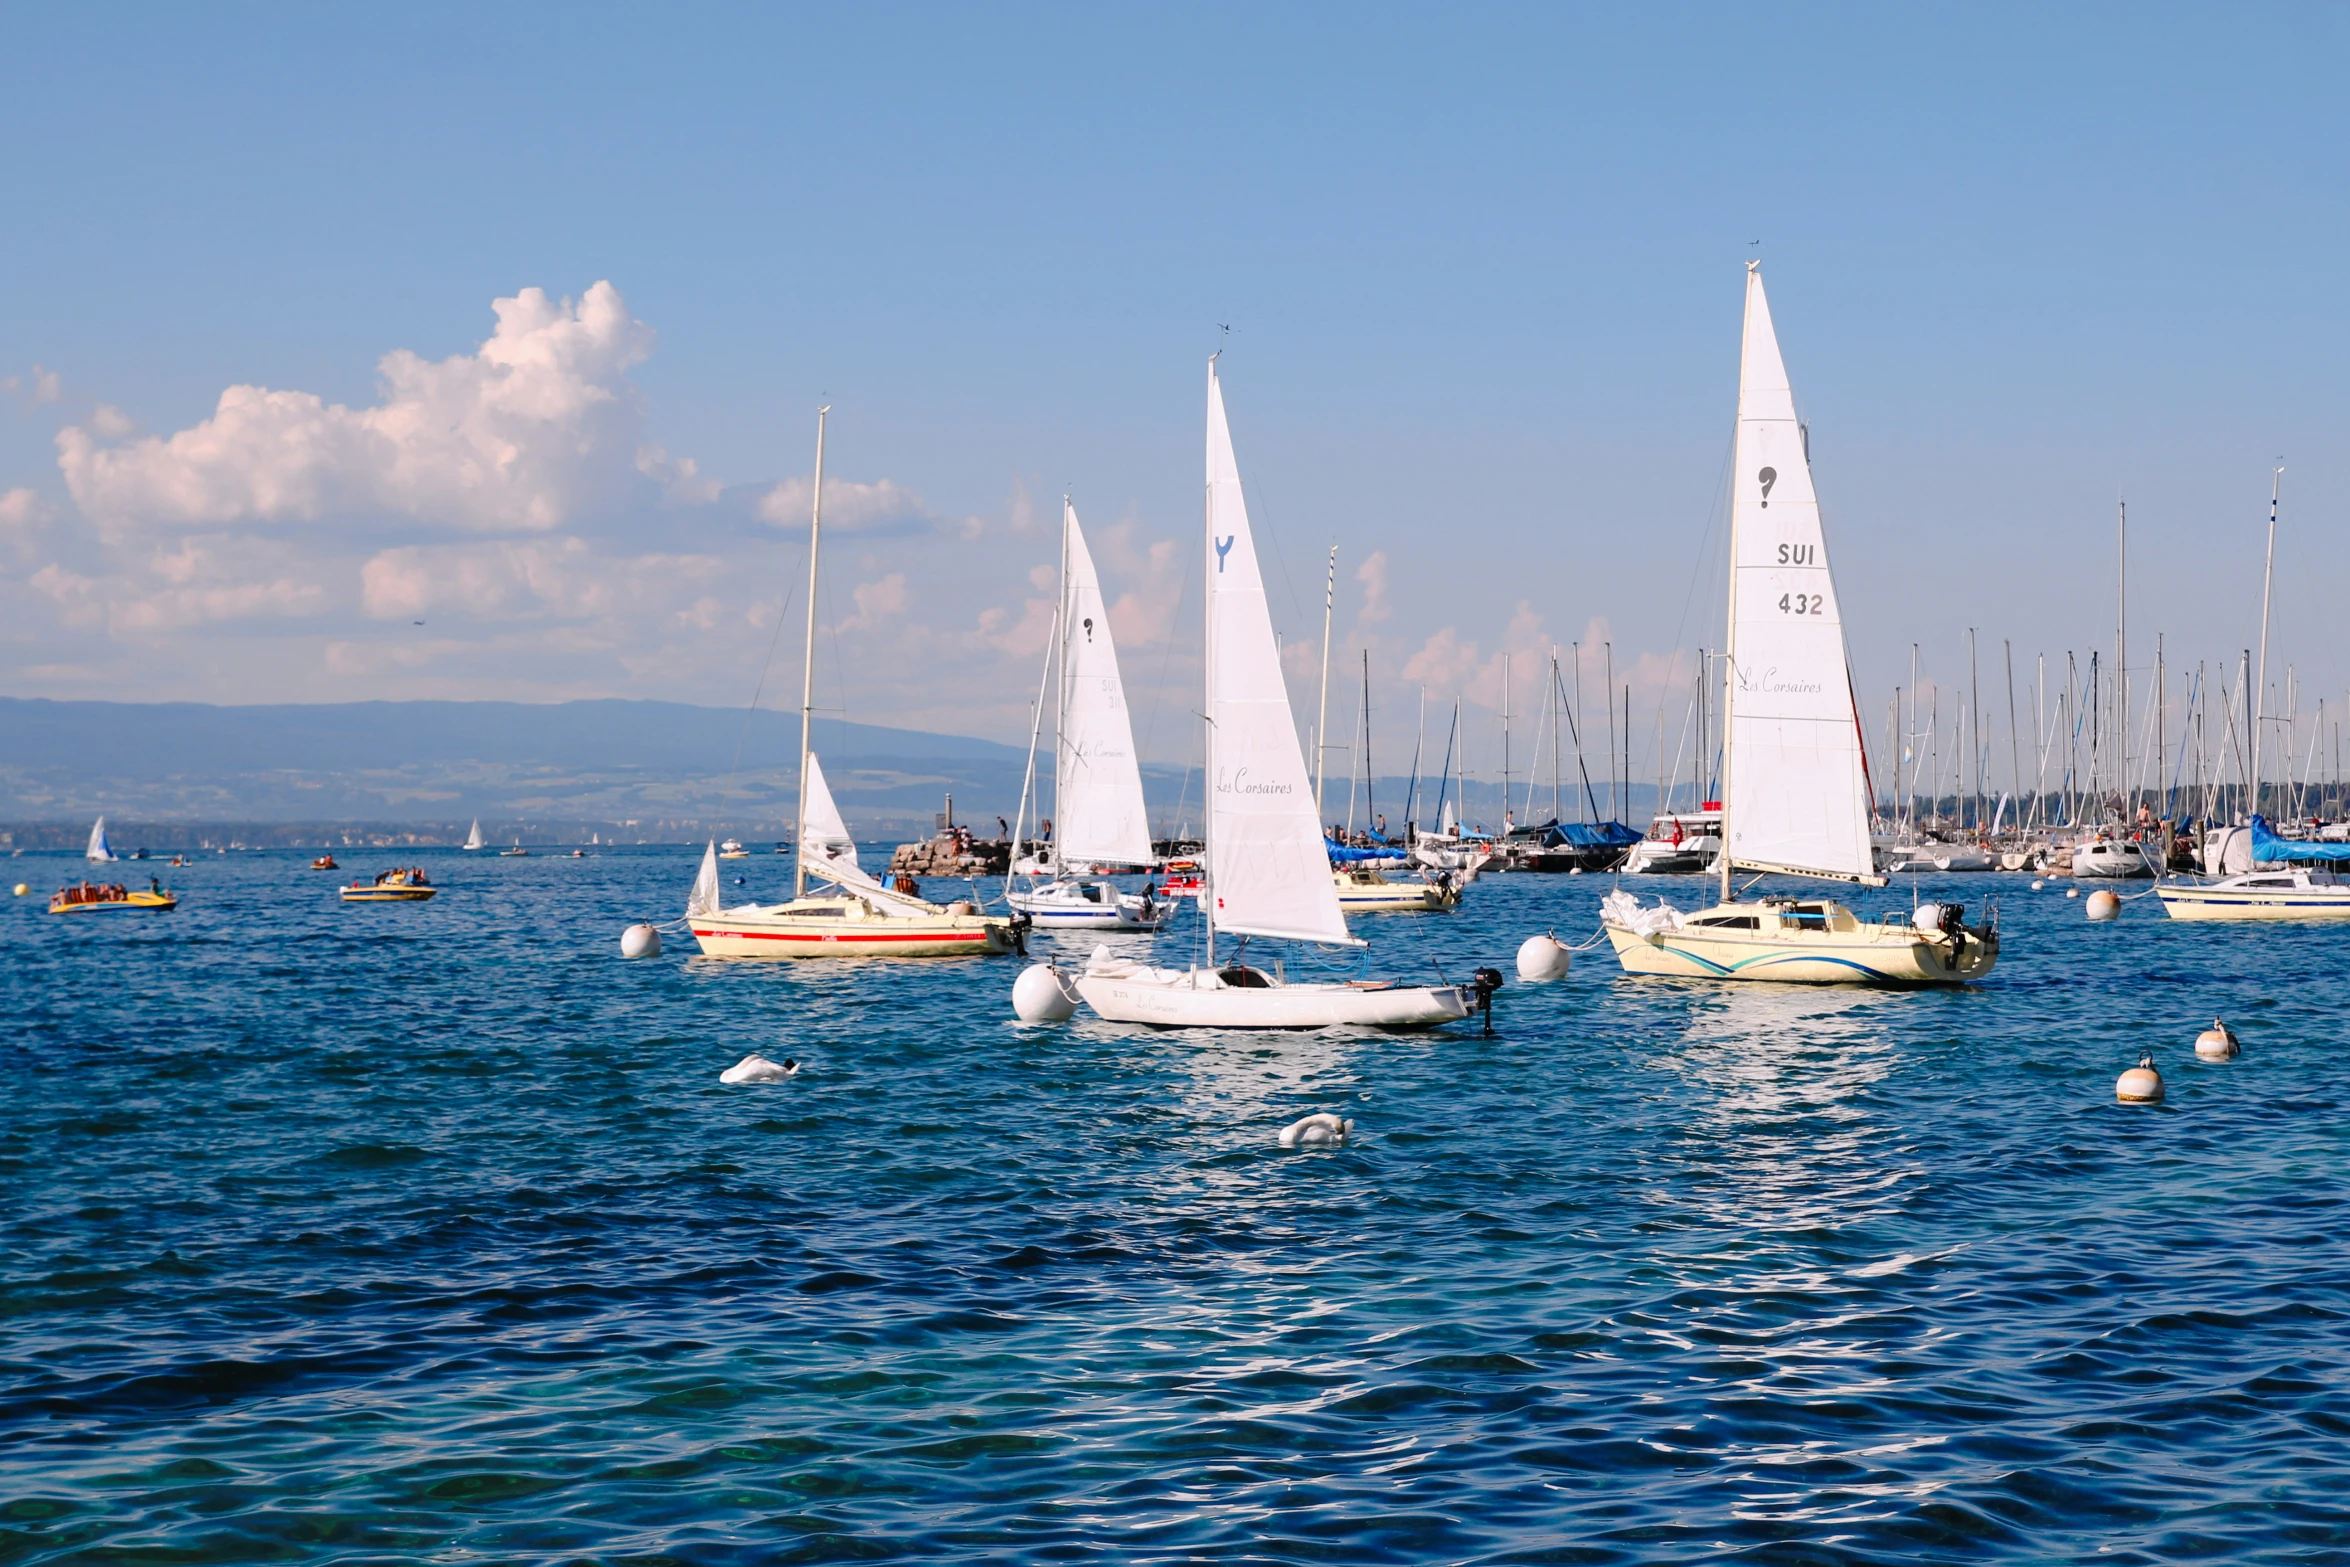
(2030, 880, 2046, 891)
(1516, 933, 1572, 981)
(2085, 889, 2121, 921)
(2116, 1051, 2165, 1104)
(2194, 1019, 2241, 1061)
(1011, 962, 1080, 1023)
(2065, 887, 2080, 898)
(620, 923, 662, 959)
(1278, 1112, 1353, 1148)
(721, 1054, 799, 1084)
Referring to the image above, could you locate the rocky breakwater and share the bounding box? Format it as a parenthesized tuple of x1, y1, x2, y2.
(888, 831, 1011, 877)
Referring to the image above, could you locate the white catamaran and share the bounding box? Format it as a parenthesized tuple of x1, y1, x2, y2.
(687, 407, 1016, 960)
(1007, 499, 1173, 932)
(1602, 263, 1998, 986)
(1073, 359, 1475, 1027)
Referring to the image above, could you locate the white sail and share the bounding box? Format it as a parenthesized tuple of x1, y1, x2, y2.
(801, 753, 859, 872)
(85, 816, 114, 862)
(1721, 265, 1878, 885)
(687, 840, 721, 917)
(1205, 361, 1354, 945)
(1055, 503, 1155, 867)
(464, 819, 486, 851)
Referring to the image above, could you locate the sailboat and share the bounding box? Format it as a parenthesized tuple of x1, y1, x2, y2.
(1007, 499, 1172, 932)
(687, 407, 1016, 960)
(2158, 469, 2350, 919)
(463, 819, 487, 851)
(1603, 264, 1999, 985)
(85, 816, 116, 862)
(1073, 359, 1474, 1027)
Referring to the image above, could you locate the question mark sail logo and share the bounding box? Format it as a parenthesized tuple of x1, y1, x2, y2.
(1757, 467, 1778, 508)
(1083, 616, 1095, 642)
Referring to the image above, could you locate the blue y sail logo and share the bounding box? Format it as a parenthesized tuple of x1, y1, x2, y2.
(1215, 535, 1235, 572)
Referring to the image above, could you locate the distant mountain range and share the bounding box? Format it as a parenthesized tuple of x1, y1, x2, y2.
(0, 696, 1659, 848)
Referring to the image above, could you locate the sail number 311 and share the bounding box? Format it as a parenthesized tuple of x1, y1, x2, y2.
(1778, 593, 1824, 615)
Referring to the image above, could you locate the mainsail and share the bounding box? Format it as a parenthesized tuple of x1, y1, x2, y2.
(464, 819, 486, 851)
(85, 816, 114, 862)
(1055, 503, 1155, 867)
(1721, 264, 1879, 886)
(1204, 361, 1354, 945)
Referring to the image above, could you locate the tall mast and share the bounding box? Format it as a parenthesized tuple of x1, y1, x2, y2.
(1502, 654, 1513, 828)
(1007, 504, 1067, 890)
(1313, 544, 1336, 819)
(2004, 639, 2021, 836)
(1360, 649, 1375, 833)
(2252, 465, 2281, 819)
(1202, 358, 1219, 969)
(793, 405, 830, 901)
(2116, 500, 2129, 820)
(1048, 498, 1073, 866)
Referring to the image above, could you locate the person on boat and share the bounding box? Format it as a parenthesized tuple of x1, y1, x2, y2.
(149, 877, 161, 895)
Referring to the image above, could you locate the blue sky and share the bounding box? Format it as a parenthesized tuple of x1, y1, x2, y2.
(5, 4, 2347, 788)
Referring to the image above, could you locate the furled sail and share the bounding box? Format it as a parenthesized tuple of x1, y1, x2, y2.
(1721, 265, 1880, 886)
(1055, 503, 1155, 867)
(85, 816, 114, 862)
(1204, 361, 1355, 945)
(687, 840, 721, 917)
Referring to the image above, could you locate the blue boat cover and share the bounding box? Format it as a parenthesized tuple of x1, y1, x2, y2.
(2250, 815, 2350, 863)
(1559, 821, 1642, 849)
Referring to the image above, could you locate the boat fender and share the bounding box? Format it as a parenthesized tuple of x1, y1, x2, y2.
(2194, 1019, 2241, 1061)
(1011, 962, 1080, 1023)
(2085, 889, 2121, 922)
(2116, 1051, 2164, 1104)
(1910, 904, 1945, 933)
(1516, 933, 1571, 981)
(620, 923, 662, 959)
(720, 1054, 799, 1085)
(1278, 1112, 1352, 1148)
(949, 899, 978, 916)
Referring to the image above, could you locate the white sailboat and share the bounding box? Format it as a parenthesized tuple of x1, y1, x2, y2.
(2159, 469, 2350, 919)
(463, 819, 487, 851)
(1007, 500, 1172, 932)
(1073, 359, 1474, 1027)
(1603, 264, 1998, 985)
(85, 815, 116, 862)
(688, 407, 1015, 960)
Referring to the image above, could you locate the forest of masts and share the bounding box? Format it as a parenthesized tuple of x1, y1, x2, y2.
(1288, 634, 2350, 841)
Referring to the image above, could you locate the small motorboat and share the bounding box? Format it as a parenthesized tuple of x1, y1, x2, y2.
(718, 839, 750, 859)
(310, 855, 339, 871)
(342, 868, 438, 903)
(1160, 859, 1203, 901)
(2070, 829, 2157, 879)
(1007, 877, 1174, 930)
(50, 879, 176, 914)
(1332, 865, 1462, 912)
(499, 843, 528, 857)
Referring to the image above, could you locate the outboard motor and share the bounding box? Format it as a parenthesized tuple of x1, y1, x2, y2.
(1008, 911, 1033, 957)
(1470, 966, 1504, 1033)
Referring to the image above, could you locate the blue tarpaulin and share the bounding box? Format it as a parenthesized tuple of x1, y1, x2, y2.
(2250, 815, 2350, 863)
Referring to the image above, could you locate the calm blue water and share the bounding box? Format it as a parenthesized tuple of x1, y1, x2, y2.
(5, 849, 2348, 1565)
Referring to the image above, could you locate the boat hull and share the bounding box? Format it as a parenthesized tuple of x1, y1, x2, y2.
(1332, 874, 1461, 913)
(1075, 965, 1472, 1029)
(691, 902, 1013, 958)
(1604, 920, 1995, 986)
(49, 892, 177, 914)
(2155, 883, 2350, 921)
(341, 888, 437, 902)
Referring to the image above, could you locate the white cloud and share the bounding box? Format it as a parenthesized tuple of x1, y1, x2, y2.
(757, 474, 940, 538)
(0, 488, 50, 558)
(841, 572, 908, 631)
(57, 282, 663, 538)
(1357, 548, 1391, 624)
(89, 404, 136, 438)
(359, 538, 727, 621)
(4, 365, 62, 406)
